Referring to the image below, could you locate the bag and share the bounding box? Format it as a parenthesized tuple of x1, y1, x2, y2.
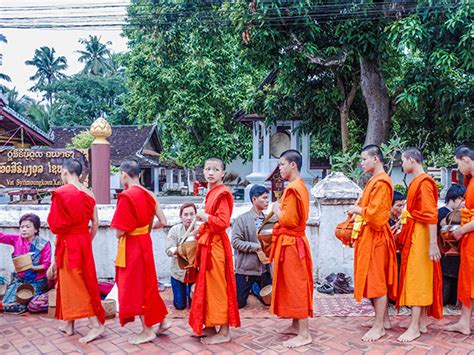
(438, 209, 461, 256)
(257, 212, 277, 257)
(335, 216, 355, 248)
(177, 218, 199, 270)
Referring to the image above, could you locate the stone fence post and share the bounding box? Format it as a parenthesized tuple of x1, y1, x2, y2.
(311, 172, 361, 283)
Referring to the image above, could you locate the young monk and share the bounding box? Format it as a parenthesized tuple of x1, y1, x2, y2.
(188, 157, 240, 344)
(270, 149, 313, 348)
(347, 145, 398, 342)
(396, 148, 442, 342)
(444, 145, 474, 335)
(111, 159, 171, 344)
(47, 158, 105, 343)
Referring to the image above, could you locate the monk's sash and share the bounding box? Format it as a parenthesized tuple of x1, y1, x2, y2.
(351, 214, 366, 240)
(270, 225, 307, 262)
(115, 225, 150, 268)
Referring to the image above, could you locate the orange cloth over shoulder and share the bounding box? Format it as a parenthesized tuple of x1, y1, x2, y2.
(458, 178, 474, 307)
(188, 184, 240, 335)
(396, 174, 442, 319)
(270, 179, 313, 319)
(47, 183, 105, 324)
(111, 185, 168, 327)
(354, 172, 398, 302)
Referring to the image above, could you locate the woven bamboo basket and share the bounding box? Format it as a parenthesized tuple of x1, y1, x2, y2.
(47, 289, 56, 318)
(13, 254, 33, 273)
(16, 283, 34, 305)
(101, 299, 117, 319)
(259, 285, 272, 306)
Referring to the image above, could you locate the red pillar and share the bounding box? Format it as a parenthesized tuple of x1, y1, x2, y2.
(90, 117, 112, 204)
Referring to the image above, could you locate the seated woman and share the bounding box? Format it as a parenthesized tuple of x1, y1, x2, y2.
(0, 213, 51, 314)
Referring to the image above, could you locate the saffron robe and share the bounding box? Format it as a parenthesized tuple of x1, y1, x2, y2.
(47, 183, 105, 323)
(111, 185, 168, 327)
(354, 172, 398, 301)
(458, 178, 474, 307)
(397, 174, 443, 319)
(270, 179, 313, 319)
(188, 184, 240, 335)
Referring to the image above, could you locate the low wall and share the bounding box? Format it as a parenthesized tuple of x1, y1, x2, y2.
(0, 203, 322, 282)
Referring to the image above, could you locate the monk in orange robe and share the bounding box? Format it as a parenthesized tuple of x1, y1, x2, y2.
(347, 145, 398, 342)
(47, 158, 105, 343)
(111, 159, 170, 345)
(396, 148, 442, 342)
(270, 149, 313, 348)
(445, 145, 474, 335)
(189, 158, 240, 344)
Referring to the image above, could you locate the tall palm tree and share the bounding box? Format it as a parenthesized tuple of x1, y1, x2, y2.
(105, 52, 126, 77)
(27, 103, 54, 132)
(25, 46, 68, 106)
(0, 34, 11, 83)
(77, 35, 112, 76)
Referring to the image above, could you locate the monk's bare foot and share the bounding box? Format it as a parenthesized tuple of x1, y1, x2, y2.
(444, 321, 471, 336)
(155, 318, 172, 334)
(362, 326, 385, 342)
(397, 327, 420, 343)
(200, 333, 231, 345)
(128, 329, 156, 345)
(400, 321, 427, 333)
(283, 334, 312, 348)
(361, 319, 392, 330)
(58, 321, 74, 336)
(200, 327, 217, 337)
(79, 325, 105, 343)
(278, 324, 299, 335)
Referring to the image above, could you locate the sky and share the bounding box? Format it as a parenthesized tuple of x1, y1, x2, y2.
(0, 0, 129, 99)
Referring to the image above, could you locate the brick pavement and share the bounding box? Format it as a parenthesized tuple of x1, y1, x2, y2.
(0, 312, 473, 354)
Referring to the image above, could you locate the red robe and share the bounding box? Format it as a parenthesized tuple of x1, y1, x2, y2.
(111, 185, 168, 327)
(47, 183, 105, 324)
(458, 178, 474, 307)
(189, 184, 240, 335)
(354, 173, 398, 302)
(270, 179, 313, 318)
(396, 174, 443, 319)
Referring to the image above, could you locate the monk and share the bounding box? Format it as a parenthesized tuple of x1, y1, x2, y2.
(111, 159, 171, 344)
(444, 145, 474, 335)
(188, 157, 240, 344)
(47, 158, 105, 343)
(270, 149, 313, 348)
(396, 148, 442, 342)
(347, 145, 398, 342)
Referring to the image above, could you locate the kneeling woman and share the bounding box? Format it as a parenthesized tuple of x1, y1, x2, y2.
(0, 213, 51, 314)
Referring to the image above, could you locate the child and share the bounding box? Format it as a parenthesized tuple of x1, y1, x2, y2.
(188, 158, 240, 344)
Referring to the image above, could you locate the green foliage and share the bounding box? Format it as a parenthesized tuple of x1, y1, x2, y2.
(330, 150, 364, 184)
(427, 143, 457, 168)
(123, 0, 259, 167)
(77, 35, 112, 76)
(47, 73, 131, 126)
(380, 135, 408, 175)
(393, 183, 407, 196)
(66, 130, 94, 149)
(0, 33, 11, 83)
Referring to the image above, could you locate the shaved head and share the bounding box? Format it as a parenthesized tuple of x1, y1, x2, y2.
(204, 157, 225, 170)
(403, 148, 424, 164)
(280, 149, 302, 171)
(120, 159, 141, 178)
(362, 144, 384, 162)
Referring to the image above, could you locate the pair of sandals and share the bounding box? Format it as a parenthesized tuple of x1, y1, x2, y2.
(317, 272, 354, 295)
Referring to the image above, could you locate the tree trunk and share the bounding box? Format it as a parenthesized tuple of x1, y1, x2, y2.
(340, 106, 350, 152)
(360, 55, 391, 146)
(336, 72, 358, 152)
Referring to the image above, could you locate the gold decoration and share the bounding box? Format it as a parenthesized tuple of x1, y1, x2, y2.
(90, 117, 112, 145)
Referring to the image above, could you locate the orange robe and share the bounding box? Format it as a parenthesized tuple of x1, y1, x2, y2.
(458, 178, 474, 307)
(396, 174, 443, 318)
(189, 184, 240, 335)
(354, 172, 398, 301)
(111, 185, 168, 327)
(270, 179, 313, 319)
(47, 183, 105, 324)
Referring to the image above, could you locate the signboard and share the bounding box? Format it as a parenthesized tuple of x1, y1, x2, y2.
(0, 148, 90, 188)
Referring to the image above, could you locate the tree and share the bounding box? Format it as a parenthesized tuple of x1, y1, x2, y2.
(123, 1, 261, 167)
(26, 103, 55, 132)
(25, 46, 68, 106)
(77, 35, 112, 76)
(47, 73, 131, 126)
(0, 33, 11, 83)
(1, 87, 34, 116)
(237, 0, 472, 151)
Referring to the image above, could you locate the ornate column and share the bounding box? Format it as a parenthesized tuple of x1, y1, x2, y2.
(90, 117, 112, 204)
